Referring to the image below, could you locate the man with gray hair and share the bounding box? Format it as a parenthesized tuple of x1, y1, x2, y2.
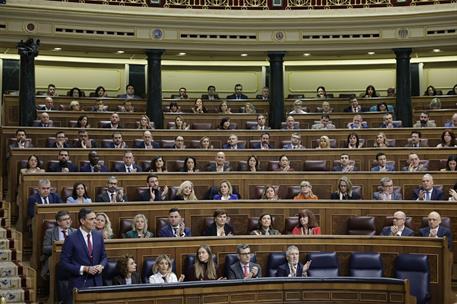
(380, 211, 414, 236)
(373, 177, 402, 200)
(228, 244, 262, 279)
(419, 211, 452, 249)
(276, 245, 311, 277)
(95, 176, 127, 202)
(27, 179, 63, 219)
(412, 174, 444, 201)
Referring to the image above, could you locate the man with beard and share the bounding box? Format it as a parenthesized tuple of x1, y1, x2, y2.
(95, 176, 127, 202)
(80, 151, 108, 172)
(48, 150, 78, 172)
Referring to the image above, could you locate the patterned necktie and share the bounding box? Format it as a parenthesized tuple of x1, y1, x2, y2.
(243, 265, 249, 278)
(87, 233, 93, 258)
(62, 230, 67, 240)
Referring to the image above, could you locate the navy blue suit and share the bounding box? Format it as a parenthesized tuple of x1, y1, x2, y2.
(27, 193, 62, 218)
(412, 187, 444, 201)
(48, 162, 78, 172)
(276, 263, 304, 277)
(60, 229, 107, 291)
(226, 93, 248, 100)
(251, 142, 272, 149)
(135, 141, 160, 149)
(222, 143, 244, 149)
(113, 163, 142, 173)
(380, 226, 415, 236)
(371, 164, 395, 172)
(419, 226, 452, 249)
(158, 224, 191, 237)
(80, 163, 109, 172)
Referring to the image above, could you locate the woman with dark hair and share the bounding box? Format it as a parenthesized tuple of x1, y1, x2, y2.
(21, 155, 44, 174)
(213, 180, 238, 200)
(262, 185, 279, 200)
(66, 182, 92, 204)
(250, 213, 281, 235)
(424, 85, 437, 96)
(204, 209, 234, 236)
(436, 129, 457, 148)
(441, 155, 457, 172)
(376, 102, 389, 112)
(316, 86, 327, 98)
(330, 176, 361, 200)
(94, 86, 107, 97)
(291, 209, 321, 235)
(124, 214, 154, 238)
(346, 132, 363, 148)
(218, 101, 232, 114)
(112, 255, 142, 285)
(276, 155, 294, 172)
(68, 87, 83, 98)
(219, 117, 232, 130)
(181, 157, 199, 173)
(187, 245, 220, 281)
(364, 85, 378, 98)
(245, 155, 259, 172)
(447, 84, 457, 95)
(149, 156, 167, 172)
(168, 101, 181, 113)
(149, 255, 184, 283)
(192, 98, 207, 114)
(449, 182, 457, 202)
(75, 115, 90, 128)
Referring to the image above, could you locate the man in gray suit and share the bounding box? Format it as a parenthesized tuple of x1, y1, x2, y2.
(41, 210, 76, 279)
(228, 244, 262, 279)
(373, 177, 403, 201)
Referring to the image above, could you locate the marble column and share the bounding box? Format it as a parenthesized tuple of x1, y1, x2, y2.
(268, 52, 286, 129)
(146, 49, 164, 129)
(393, 48, 412, 127)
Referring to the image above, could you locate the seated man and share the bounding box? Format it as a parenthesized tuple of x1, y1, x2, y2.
(371, 152, 395, 172)
(380, 211, 414, 236)
(413, 112, 436, 128)
(333, 153, 358, 172)
(444, 113, 457, 128)
(48, 150, 78, 172)
(38, 112, 52, 127)
(252, 132, 272, 149)
(282, 115, 298, 130)
(119, 100, 135, 112)
(347, 114, 368, 129)
(283, 133, 304, 149)
(114, 151, 142, 173)
(373, 177, 402, 200)
(226, 83, 248, 100)
(255, 114, 270, 130)
(256, 86, 269, 100)
(40, 97, 57, 111)
(405, 130, 428, 148)
(103, 112, 122, 129)
(45, 83, 58, 97)
(401, 153, 427, 172)
(139, 174, 168, 202)
(172, 87, 188, 99)
(109, 132, 128, 149)
(344, 96, 364, 113)
(158, 208, 191, 237)
(41, 210, 76, 279)
(80, 151, 108, 172)
(95, 176, 127, 202)
(173, 136, 186, 149)
(227, 244, 261, 279)
(73, 129, 96, 149)
(289, 100, 307, 114)
(276, 245, 311, 277)
(223, 134, 244, 149)
(117, 83, 141, 99)
(201, 85, 219, 100)
(379, 113, 399, 128)
(135, 130, 159, 149)
(311, 114, 335, 130)
(50, 131, 70, 148)
(207, 151, 231, 172)
(412, 174, 444, 201)
(10, 128, 33, 149)
(27, 179, 63, 219)
(419, 211, 452, 249)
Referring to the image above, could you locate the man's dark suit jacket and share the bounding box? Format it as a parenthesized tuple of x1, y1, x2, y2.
(138, 188, 162, 201)
(72, 140, 97, 149)
(9, 142, 34, 149)
(48, 162, 78, 172)
(276, 262, 304, 277)
(228, 262, 262, 279)
(113, 163, 142, 173)
(343, 106, 365, 112)
(134, 141, 160, 149)
(332, 165, 359, 172)
(419, 226, 452, 249)
(28, 192, 63, 218)
(222, 143, 244, 149)
(380, 226, 415, 236)
(106, 142, 128, 149)
(251, 142, 272, 149)
(95, 191, 128, 203)
(203, 223, 234, 236)
(60, 229, 107, 290)
(206, 163, 231, 172)
(412, 187, 444, 201)
(226, 93, 248, 100)
(112, 272, 142, 285)
(256, 95, 269, 100)
(201, 94, 220, 100)
(41, 226, 77, 278)
(48, 142, 71, 148)
(80, 163, 109, 172)
(158, 224, 191, 237)
(102, 123, 122, 129)
(330, 192, 361, 200)
(370, 164, 395, 172)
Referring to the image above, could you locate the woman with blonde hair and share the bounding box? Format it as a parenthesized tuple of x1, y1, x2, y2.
(188, 245, 220, 281)
(124, 214, 154, 238)
(138, 115, 153, 129)
(175, 180, 198, 200)
(330, 176, 361, 200)
(294, 181, 318, 200)
(149, 255, 184, 283)
(95, 212, 114, 239)
(373, 132, 388, 148)
(213, 180, 238, 200)
(317, 136, 331, 149)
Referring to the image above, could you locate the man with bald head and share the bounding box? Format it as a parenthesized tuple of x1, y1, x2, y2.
(444, 113, 457, 128)
(419, 211, 452, 249)
(40, 97, 57, 111)
(412, 174, 444, 201)
(207, 151, 231, 172)
(135, 130, 159, 149)
(380, 211, 414, 236)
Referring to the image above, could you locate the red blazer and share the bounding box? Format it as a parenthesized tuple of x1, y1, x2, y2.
(291, 226, 321, 235)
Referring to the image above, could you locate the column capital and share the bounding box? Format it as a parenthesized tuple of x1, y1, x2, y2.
(145, 49, 165, 58)
(393, 48, 412, 59)
(268, 52, 286, 61)
(17, 38, 40, 57)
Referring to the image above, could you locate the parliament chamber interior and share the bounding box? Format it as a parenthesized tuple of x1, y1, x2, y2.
(0, 0, 456, 303)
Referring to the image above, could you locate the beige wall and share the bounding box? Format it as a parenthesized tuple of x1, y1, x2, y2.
(422, 62, 457, 95)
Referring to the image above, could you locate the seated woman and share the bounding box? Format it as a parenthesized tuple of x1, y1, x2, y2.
(369, 102, 389, 112)
(244, 102, 257, 114)
(95, 212, 114, 239)
(276, 155, 294, 172)
(68, 87, 83, 98)
(149, 254, 184, 283)
(21, 155, 45, 174)
(112, 254, 142, 285)
(250, 213, 281, 235)
(316, 86, 327, 98)
(373, 132, 389, 148)
(293, 181, 318, 200)
(262, 185, 279, 200)
(138, 115, 154, 129)
(363, 85, 378, 98)
(316, 135, 331, 149)
(424, 85, 437, 96)
(69, 100, 81, 111)
(213, 180, 238, 200)
(167, 101, 182, 113)
(291, 209, 321, 235)
(199, 136, 213, 149)
(124, 214, 154, 238)
(219, 117, 232, 130)
(94, 85, 108, 97)
(175, 180, 198, 200)
(192, 98, 207, 114)
(171, 115, 190, 130)
(330, 176, 361, 200)
(204, 209, 234, 236)
(218, 101, 232, 114)
(441, 155, 457, 172)
(93, 99, 107, 112)
(436, 129, 457, 148)
(66, 182, 92, 204)
(76, 115, 90, 128)
(346, 132, 363, 149)
(149, 156, 167, 173)
(449, 182, 457, 202)
(245, 155, 260, 172)
(187, 245, 221, 281)
(181, 157, 199, 173)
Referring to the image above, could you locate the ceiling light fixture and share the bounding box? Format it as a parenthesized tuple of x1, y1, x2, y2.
(116, 50, 125, 54)
(303, 53, 310, 57)
(241, 53, 248, 57)
(368, 51, 375, 55)
(52, 47, 62, 51)
(178, 52, 186, 56)
(432, 49, 441, 53)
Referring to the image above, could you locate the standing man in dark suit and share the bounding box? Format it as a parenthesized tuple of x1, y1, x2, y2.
(276, 245, 311, 277)
(228, 244, 261, 279)
(158, 208, 191, 237)
(80, 151, 109, 173)
(412, 174, 444, 201)
(419, 211, 452, 249)
(60, 208, 107, 303)
(139, 174, 168, 202)
(27, 179, 63, 219)
(48, 150, 78, 172)
(380, 211, 415, 236)
(113, 151, 142, 173)
(226, 84, 248, 100)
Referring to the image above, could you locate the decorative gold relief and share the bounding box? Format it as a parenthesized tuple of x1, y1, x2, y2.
(286, 0, 312, 9)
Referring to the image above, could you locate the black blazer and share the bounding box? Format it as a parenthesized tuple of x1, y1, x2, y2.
(226, 93, 248, 100)
(204, 223, 234, 236)
(330, 192, 361, 200)
(112, 272, 142, 285)
(138, 188, 162, 202)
